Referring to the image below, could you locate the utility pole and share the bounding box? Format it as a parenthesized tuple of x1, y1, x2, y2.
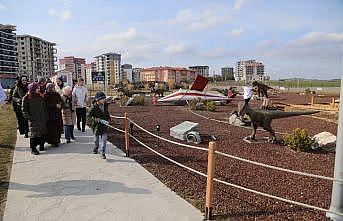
(327, 58, 343, 221)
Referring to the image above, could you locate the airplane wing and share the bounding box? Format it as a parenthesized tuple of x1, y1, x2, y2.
(190, 75, 208, 92)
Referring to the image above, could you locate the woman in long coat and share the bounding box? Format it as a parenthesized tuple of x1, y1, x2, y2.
(13, 75, 29, 137)
(61, 86, 76, 143)
(44, 83, 63, 147)
(22, 83, 49, 155)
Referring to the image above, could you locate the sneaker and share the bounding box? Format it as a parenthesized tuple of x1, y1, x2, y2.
(66, 139, 71, 143)
(93, 148, 98, 154)
(102, 154, 106, 159)
(71, 136, 75, 140)
(39, 146, 45, 151)
(82, 129, 85, 132)
(24, 134, 29, 138)
(31, 148, 39, 155)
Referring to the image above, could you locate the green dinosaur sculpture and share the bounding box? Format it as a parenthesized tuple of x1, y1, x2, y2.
(237, 102, 319, 143)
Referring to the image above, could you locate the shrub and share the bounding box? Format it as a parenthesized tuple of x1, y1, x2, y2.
(119, 95, 129, 106)
(204, 101, 216, 112)
(133, 95, 145, 106)
(283, 128, 314, 152)
(188, 98, 203, 110)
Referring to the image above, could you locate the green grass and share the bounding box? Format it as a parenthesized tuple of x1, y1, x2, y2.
(0, 104, 17, 220)
(268, 80, 341, 88)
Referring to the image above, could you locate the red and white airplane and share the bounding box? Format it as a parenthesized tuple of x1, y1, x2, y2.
(158, 75, 230, 104)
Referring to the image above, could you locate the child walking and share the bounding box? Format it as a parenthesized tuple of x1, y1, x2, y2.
(87, 92, 110, 159)
(61, 86, 75, 143)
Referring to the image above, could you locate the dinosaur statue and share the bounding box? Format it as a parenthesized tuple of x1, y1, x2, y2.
(252, 81, 273, 98)
(237, 102, 319, 143)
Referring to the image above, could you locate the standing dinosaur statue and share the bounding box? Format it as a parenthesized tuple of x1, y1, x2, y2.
(237, 102, 319, 143)
(252, 81, 273, 98)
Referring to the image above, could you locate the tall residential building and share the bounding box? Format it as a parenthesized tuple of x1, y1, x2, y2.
(235, 60, 264, 82)
(94, 52, 121, 86)
(17, 34, 57, 81)
(85, 62, 96, 85)
(140, 66, 196, 83)
(132, 68, 142, 83)
(221, 67, 234, 81)
(59, 56, 86, 81)
(121, 64, 133, 83)
(188, 65, 209, 78)
(0, 24, 18, 88)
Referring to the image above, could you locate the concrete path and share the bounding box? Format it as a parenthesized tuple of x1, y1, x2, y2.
(3, 128, 203, 221)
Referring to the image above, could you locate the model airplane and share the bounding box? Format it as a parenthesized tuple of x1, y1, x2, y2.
(157, 75, 230, 104)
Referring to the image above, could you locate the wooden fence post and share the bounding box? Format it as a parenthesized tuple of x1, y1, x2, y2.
(205, 141, 216, 220)
(124, 112, 130, 157)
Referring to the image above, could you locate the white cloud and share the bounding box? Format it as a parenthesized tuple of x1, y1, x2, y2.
(164, 43, 190, 55)
(100, 27, 140, 43)
(46, 8, 73, 21)
(165, 9, 193, 25)
(61, 9, 73, 21)
(234, 0, 247, 11)
(290, 32, 343, 46)
(47, 8, 57, 16)
(226, 28, 244, 38)
(0, 4, 6, 11)
(163, 4, 231, 31)
(59, 0, 72, 7)
(104, 20, 118, 27)
(257, 39, 275, 49)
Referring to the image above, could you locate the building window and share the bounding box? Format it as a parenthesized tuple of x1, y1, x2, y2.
(21, 42, 24, 45)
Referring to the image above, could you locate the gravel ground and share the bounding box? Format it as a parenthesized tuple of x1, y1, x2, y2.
(107, 93, 337, 221)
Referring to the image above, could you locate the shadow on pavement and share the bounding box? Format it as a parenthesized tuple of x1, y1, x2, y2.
(6, 180, 151, 198)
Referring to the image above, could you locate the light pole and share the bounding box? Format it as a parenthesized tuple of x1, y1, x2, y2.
(327, 58, 343, 221)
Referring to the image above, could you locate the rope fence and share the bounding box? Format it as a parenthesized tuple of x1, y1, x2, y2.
(107, 113, 342, 219)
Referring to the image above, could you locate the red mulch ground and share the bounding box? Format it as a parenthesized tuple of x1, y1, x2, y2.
(107, 93, 337, 221)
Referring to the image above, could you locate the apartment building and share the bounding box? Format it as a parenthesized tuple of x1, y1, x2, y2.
(17, 34, 57, 81)
(235, 60, 264, 82)
(132, 68, 142, 83)
(94, 52, 121, 86)
(188, 65, 209, 78)
(59, 56, 86, 81)
(0, 24, 18, 88)
(121, 64, 133, 83)
(221, 67, 234, 80)
(140, 66, 196, 83)
(85, 62, 96, 85)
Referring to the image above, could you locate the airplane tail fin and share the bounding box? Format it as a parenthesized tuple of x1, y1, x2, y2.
(190, 75, 208, 92)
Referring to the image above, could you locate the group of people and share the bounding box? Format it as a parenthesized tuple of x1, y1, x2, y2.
(6, 76, 91, 155)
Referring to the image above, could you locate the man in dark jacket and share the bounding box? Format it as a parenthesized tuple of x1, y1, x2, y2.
(13, 75, 29, 137)
(87, 91, 110, 159)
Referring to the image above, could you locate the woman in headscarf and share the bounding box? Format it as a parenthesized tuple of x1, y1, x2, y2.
(44, 83, 63, 147)
(61, 86, 76, 143)
(13, 75, 29, 137)
(38, 77, 47, 96)
(22, 83, 49, 155)
(55, 77, 64, 95)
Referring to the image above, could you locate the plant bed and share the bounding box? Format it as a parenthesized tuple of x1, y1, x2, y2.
(107, 93, 337, 220)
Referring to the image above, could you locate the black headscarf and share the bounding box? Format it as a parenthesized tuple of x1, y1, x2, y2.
(57, 77, 64, 89)
(17, 75, 28, 93)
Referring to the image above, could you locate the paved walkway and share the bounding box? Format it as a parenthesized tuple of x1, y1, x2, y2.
(3, 128, 203, 221)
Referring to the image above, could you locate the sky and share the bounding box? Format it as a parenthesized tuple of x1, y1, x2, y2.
(1, 0, 343, 80)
